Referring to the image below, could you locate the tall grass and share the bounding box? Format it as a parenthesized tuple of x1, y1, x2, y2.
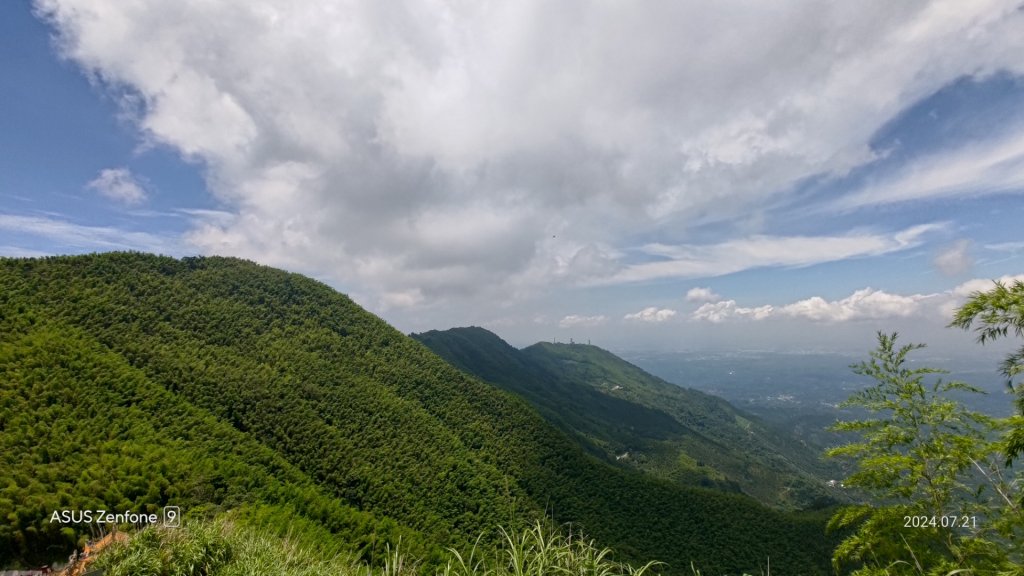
(95, 519, 361, 576)
(440, 521, 660, 576)
(94, 518, 662, 576)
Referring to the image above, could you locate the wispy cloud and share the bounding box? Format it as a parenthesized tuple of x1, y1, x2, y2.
(933, 239, 973, 276)
(0, 213, 179, 254)
(606, 223, 944, 284)
(833, 130, 1024, 211)
(87, 168, 148, 205)
(985, 241, 1024, 253)
(176, 208, 236, 224)
(0, 245, 51, 258)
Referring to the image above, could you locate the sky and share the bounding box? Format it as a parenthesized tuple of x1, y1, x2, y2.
(2, 0, 1024, 356)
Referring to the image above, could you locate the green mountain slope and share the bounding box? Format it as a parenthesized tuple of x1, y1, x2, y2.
(411, 327, 690, 459)
(523, 340, 842, 508)
(0, 312, 425, 568)
(415, 327, 840, 508)
(0, 253, 835, 574)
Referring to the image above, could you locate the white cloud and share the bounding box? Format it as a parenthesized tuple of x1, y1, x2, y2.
(175, 208, 236, 225)
(379, 289, 425, 310)
(0, 213, 178, 253)
(607, 224, 943, 284)
(35, 0, 1024, 308)
(933, 239, 973, 276)
(86, 168, 148, 205)
(685, 287, 721, 302)
(833, 130, 1024, 211)
(691, 276, 1024, 324)
(985, 242, 1024, 253)
(624, 307, 677, 323)
(692, 288, 935, 323)
(778, 289, 933, 322)
(0, 245, 51, 258)
(951, 274, 1024, 298)
(692, 300, 775, 323)
(559, 314, 608, 328)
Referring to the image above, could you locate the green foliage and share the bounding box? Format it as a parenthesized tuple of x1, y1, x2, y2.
(0, 314, 425, 568)
(522, 339, 841, 508)
(96, 519, 362, 576)
(827, 332, 1022, 575)
(442, 520, 661, 576)
(951, 280, 1024, 382)
(95, 518, 664, 576)
(415, 327, 840, 508)
(950, 279, 1024, 461)
(0, 253, 835, 574)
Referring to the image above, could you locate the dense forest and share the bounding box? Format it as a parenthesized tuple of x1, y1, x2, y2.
(0, 253, 835, 574)
(414, 326, 843, 508)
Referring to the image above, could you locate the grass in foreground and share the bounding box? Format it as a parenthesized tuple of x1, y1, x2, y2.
(93, 519, 664, 576)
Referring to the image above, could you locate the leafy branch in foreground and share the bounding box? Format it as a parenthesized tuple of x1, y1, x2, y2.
(950, 278, 1024, 462)
(950, 279, 1024, 386)
(826, 332, 1018, 576)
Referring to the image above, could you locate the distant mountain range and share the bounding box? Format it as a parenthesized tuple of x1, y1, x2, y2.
(0, 253, 836, 574)
(413, 326, 843, 508)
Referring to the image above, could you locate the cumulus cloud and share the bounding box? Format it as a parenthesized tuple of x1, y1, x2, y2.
(692, 288, 936, 323)
(685, 287, 721, 302)
(86, 168, 147, 205)
(933, 239, 973, 276)
(951, 274, 1024, 298)
(691, 276, 1024, 324)
(778, 289, 933, 322)
(35, 0, 1024, 309)
(624, 307, 677, 323)
(692, 300, 775, 323)
(559, 314, 608, 328)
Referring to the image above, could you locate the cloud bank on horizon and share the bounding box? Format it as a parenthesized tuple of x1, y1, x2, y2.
(690, 276, 1024, 325)
(5, 0, 1024, 347)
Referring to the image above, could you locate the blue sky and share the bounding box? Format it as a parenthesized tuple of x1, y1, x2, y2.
(3, 0, 1024, 354)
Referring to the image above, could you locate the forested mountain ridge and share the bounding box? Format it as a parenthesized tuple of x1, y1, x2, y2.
(0, 253, 835, 574)
(411, 327, 691, 459)
(414, 327, 841, 508)
(524, 341, 846, 506)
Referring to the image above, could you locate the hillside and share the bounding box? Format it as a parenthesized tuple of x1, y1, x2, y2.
(523, 341, 845, 507)
(0, 316, 422, 566)
(0, 253, 835, 574)
(414, 327, 841, 508)
(411, 327, 694, 465)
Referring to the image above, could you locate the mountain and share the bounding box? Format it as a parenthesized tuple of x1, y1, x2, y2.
(414, 327, 842, 508)
(0, 253, 835, 574)
(411, 327, 692, 462)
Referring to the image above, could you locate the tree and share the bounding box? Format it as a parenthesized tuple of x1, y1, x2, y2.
(827, 333, 1010, 575)
(950, 279, 1024, 460)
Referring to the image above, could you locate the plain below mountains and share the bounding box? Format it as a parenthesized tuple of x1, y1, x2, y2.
(1, 253, 836, 575)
